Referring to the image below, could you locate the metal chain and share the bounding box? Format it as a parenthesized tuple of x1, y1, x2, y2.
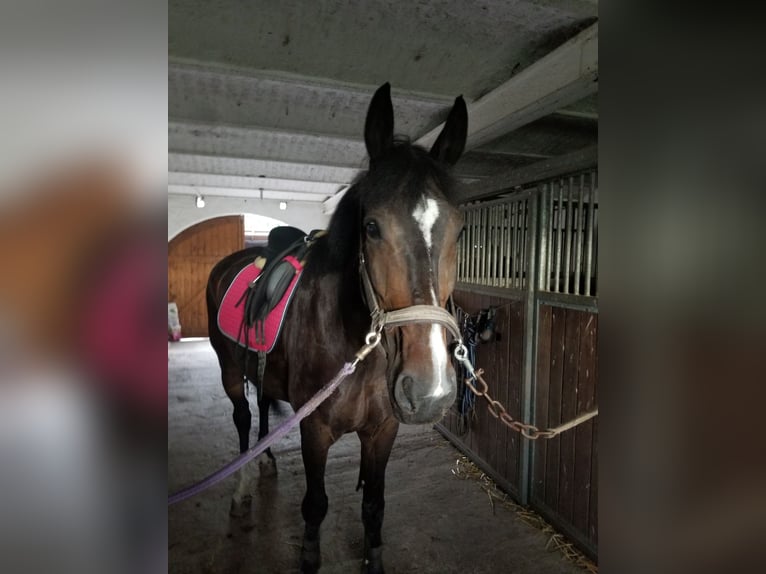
(453, 343, 598, 440)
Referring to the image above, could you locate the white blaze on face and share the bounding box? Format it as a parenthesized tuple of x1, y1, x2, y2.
(412, 197, 440, 252)
(428, 324, 450, 398)
(412, 197, 449, 398)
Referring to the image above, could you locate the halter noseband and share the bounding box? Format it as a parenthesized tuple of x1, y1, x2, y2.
(358, 251, 462, 342)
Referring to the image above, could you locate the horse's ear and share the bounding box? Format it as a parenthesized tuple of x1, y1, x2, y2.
(429, 96, 468, 166)
(364, 82, 394, 163)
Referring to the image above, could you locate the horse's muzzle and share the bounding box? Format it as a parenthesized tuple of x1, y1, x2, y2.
(392, 370, 457, 424)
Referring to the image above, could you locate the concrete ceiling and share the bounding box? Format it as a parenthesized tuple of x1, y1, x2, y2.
(169, 0, 598, 213)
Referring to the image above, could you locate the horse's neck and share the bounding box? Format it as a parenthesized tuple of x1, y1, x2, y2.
(309, 261, 369, 345)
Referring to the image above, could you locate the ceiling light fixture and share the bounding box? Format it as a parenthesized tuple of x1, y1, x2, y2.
(196, 195, 205, 208)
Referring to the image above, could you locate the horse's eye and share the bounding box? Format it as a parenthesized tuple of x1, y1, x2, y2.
(365, 220, 381, 240)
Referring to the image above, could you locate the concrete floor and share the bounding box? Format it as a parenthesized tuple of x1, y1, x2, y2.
(169, 339, 586, 574)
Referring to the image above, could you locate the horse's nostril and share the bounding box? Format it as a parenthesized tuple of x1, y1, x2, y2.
(394, 374, 419, 414)
(399, 375, 416, 411)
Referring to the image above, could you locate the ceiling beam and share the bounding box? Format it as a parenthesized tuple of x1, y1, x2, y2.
(169, 153, 360, 184)
(416, 22, 598, 151)
(169, 62, 452, 140)
(455, 144, 597, 204)
(169, 172, 342, 195)
(169, 121, 367, 167)
(551, 109, 598, 121)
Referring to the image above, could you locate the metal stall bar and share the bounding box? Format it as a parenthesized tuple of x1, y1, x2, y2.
(508, 202, 514, 289)
(492, 205, 503, 287)
(519, 191, 538, 505)
(485, 206, 492, 286)
(475, 207, 481, 284)
(465, 209, 471, 283)
(462, 208, 468, 283)
(457, 211, 464, 282)
(464, 208, 470, 283)
(522, 199, 528, 289)
(485, 205, 493, 285)
(574, 173, 585, 295)
(488, 204, 494, 286)
(499, 204, 507, 288)
(476, 207, 483, 284)
(563, 177, 573, 294)
(538, 184, 550, 290)
(584, 171, 595, 296)
(554, 180, 563, 293)
(469, 208, 476, 284)
(513, 201, 524, 289)
(593, 171, 598, 294)
(503, 203, 513, 287)
(508, 201, 516, 288)
(497, 205, 503, 287)
(546, 182, 554, 291)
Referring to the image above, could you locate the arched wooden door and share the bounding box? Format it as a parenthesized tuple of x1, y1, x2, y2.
(168, 216, 244, 337)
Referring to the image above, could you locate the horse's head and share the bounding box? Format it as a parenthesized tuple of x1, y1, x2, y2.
(357, 83, 467, 424)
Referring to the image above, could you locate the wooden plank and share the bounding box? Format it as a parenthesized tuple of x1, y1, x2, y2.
(572, 312, 597, 535)
(589, 323, 599, 546)
(474, 294, 491, 467)
(480, 296, 497, 473)
(533, 304, 553, 500)
(545, 306, 565, 509)
(492, 296, 511, 486)
(589, 417, 598, 545)
(505, 300, 524, 487)
(558, 308, 582, 524)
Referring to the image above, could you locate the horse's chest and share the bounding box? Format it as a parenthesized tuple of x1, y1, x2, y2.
(322, 376, 391, 432)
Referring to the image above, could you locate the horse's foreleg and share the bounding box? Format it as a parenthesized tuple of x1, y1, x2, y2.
(299, 418, 335, 574)
(357, 418, 399, 574)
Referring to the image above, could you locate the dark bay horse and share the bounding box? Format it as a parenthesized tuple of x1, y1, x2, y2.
(206, 83, 467, 573)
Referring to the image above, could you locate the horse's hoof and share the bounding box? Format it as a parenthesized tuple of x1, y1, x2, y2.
(258, 454, 278, 477)
(300, 538, 321, 573)
(361, 546, 384, 574)
(229, 495, 252, 517)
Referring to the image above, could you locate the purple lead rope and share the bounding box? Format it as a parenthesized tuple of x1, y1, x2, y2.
(168, 361, 357, 506)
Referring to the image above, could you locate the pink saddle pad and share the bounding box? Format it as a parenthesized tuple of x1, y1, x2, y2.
(217, 255, 303, 352)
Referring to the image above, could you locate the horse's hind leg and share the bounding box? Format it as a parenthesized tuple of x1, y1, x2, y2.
(357, 418, 399, 574)
(299, 417, 335, 574)
(222, 367, 254, 512)
(222, 367, 252, 453)
(256, 394, 277, 475)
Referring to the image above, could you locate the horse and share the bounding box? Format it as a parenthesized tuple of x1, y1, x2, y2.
(206, 82, 468, 574)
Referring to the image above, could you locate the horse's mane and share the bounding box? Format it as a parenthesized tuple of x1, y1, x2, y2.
(306, 140, 458, 276)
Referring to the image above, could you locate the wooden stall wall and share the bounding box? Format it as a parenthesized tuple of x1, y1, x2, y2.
(168, 216, 244, 337)
(438, 170, 599, 559)
(439, 289, 525, 497)
(532, 304, 598, 555)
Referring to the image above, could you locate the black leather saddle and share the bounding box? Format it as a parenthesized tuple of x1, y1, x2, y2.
(238, 226, 320, 345)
